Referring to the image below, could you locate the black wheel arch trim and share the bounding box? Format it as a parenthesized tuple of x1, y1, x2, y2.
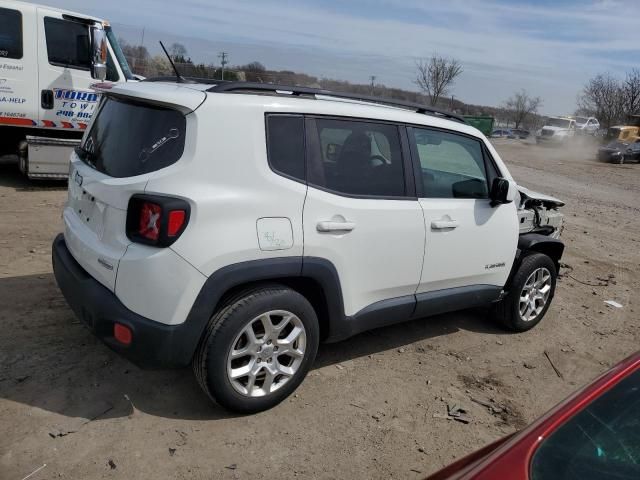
(178, 257, 514, 358)
(517, 233, 564, 267)
(503, 233, 565, 292)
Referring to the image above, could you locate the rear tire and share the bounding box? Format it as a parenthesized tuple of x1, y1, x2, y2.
(491, 253, 557, 332)
(193, 285, 319, 413)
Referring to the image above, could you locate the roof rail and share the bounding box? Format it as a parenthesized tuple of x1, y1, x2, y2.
(207, 82, 466, 124)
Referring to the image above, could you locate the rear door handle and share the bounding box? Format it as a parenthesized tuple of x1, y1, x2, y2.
(317, 221, 356, 232)
(431, 219, 459, 230)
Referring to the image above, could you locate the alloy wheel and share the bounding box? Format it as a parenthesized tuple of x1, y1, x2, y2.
(519, 267, 552, 322)
(226, 310, 307, 397)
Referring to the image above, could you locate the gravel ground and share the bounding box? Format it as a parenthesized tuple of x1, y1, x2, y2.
(0, 138, 638, 479)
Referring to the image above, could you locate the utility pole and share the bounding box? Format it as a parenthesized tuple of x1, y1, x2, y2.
(218, 51, 229, 80)
(369, 75, 376, 95)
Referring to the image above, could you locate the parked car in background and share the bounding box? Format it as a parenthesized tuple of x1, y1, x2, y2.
(52, 80, 564, 413)
(604, 125, 640, 144)
(574, 116, 600, 135)
(490, 129, 516, 139)
(427, 351, 640, 480)
(599, 139, 640, 164)
(536, 117, 576, 145)
(511, 128, 530, 139)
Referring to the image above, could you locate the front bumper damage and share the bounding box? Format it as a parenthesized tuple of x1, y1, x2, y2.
(516, 187, 564, 239)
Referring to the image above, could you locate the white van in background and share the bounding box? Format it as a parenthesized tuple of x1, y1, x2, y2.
(0, 0, 134, 179)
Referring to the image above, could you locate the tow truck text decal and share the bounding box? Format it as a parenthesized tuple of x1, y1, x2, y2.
(53, 88, 101, 121)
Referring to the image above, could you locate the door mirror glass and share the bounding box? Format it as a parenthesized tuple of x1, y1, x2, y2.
(91, 28, 107, 81)
(490, 177, 516, 205)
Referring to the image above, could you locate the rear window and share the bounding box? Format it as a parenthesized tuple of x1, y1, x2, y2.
(77, 97, 186, 178)
(0, 7, 22, 59)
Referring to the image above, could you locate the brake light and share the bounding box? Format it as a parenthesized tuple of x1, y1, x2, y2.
(126, 195, 190, 247)
(168, 210, 186, 237)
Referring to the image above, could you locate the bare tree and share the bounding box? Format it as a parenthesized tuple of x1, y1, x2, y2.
(623, 68, 640, 117)
(169, 43, 188, 61)
(578, 73, 625, 129)
(415, 54, 463, 107)
(504, 90, 542, 129)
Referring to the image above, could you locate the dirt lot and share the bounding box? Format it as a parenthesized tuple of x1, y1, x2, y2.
(1, 139, 638, 479)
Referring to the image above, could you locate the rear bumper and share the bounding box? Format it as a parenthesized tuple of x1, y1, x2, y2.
(52, 233, 197, 368)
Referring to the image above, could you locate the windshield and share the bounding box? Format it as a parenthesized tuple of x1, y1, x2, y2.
(105, 26, 134, 80)
(606, 128, 621, 140)
(575, 117, 588, 124)
(547, 118, 572, 128)
(77, 97, 185, 178)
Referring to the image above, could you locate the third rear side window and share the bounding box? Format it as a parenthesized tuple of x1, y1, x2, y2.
(266, 115, 305, 181)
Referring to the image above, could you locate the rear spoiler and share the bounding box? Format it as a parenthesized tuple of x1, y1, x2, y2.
(90, 82, 207, 114)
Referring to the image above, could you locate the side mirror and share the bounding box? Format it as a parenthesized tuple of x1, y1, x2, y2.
(91, 28, 108, 81)
(490, 177, 517, 206)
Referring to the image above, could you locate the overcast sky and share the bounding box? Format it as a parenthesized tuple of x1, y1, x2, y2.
(36, 0, 640, 115)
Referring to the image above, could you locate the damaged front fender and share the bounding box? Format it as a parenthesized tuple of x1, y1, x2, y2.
(517, 186, 564, 239)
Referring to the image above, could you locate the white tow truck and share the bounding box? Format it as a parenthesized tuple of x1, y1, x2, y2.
(0, 0, 134, 179)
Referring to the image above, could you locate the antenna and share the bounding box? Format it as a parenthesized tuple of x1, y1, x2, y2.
(159, 41, 190, 84)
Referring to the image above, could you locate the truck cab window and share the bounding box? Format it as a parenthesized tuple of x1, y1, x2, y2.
(44, 17, 91, 70)
(0, 7, 23, 59)
(106, 53, 120, 82)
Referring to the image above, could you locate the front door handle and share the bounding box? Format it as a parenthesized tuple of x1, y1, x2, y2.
(41, 89, 54, 109)
(431, 219, 459, 230)
(317, 221, 356, 232)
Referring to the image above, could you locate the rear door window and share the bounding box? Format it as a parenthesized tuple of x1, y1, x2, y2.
(44, 17, 91, 70)
(0, 7, 22, 59)
(77, 97, 186, 178)
(306, 117, 406, 197)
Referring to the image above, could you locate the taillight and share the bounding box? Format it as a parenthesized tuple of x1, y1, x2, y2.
(167, 210, 186, 237)
(139, 202, 162, 241)
(126, 194, 190, 247)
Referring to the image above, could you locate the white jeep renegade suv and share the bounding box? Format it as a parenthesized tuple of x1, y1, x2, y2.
(52, 81, 565, 413)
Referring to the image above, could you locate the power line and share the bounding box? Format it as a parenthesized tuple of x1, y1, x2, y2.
(218, 51, 229, 80)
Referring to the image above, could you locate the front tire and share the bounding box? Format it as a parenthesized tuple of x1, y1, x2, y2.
(492, 253, 557, 332)
(193, 285, 319, 413)
(618, 154, 625, 165)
